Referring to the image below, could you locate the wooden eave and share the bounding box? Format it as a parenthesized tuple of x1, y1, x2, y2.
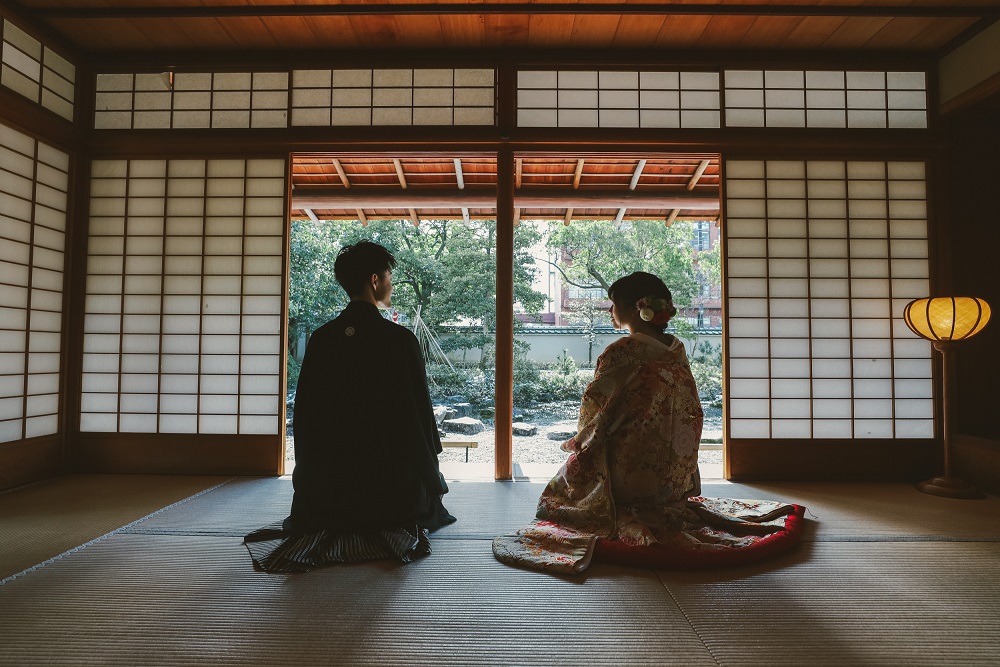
(290, 154, 721, 223)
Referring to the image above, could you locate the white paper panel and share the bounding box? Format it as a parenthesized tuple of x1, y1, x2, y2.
(82, 157, 285, 435)
(725, 158, 931, 440)
(0, 120, 67, 443)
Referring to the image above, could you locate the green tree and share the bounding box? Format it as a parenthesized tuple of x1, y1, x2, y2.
(288, 217, 546, 368)
(545, 219, 699, 307)
(287, 219, 348, 350)
(433, 219, 546, 366)
(564, 296, 611, 366)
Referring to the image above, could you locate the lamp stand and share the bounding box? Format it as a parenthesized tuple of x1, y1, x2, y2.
(916, 342, 985, 499)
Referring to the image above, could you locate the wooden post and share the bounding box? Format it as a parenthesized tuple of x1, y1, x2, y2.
(495, 62, 515, 481)
(495, 147, 515, 481)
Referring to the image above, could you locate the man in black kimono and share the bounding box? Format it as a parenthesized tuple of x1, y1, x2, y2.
(245, 241, 455, 572)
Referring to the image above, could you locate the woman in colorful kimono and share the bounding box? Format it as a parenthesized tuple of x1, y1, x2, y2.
(493, 271, 802, 574)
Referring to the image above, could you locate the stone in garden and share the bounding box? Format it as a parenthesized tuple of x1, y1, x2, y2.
(432, 405, 455, 426)
(443, 395, 467, 405)
(512, 422, 537, 436)
(451, 402, 474, 417)
(547, 429, 577, 441)
(443, 417, 485, 435)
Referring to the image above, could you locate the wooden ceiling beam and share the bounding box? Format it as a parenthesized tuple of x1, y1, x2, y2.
(31, 4, 995, 19)
(573, 159, 585, 189)
(687, 160, 711, 191)
(628, 159, 647, 190)
(392, 158, 408, 189)
(332, 158, 351, 189)
(292, 186, 720, 209)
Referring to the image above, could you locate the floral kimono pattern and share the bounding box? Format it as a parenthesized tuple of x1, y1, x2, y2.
(493, 333, 797, 574)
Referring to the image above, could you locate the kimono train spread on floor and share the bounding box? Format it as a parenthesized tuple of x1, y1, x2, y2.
(493, 333, 801, 574)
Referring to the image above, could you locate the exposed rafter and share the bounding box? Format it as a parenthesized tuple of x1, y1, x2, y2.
(332, 159, 351, 189)
(392, 159, 408, 189)
(688, 160, 711, 191)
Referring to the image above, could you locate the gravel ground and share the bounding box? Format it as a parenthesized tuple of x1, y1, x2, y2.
(285, 403, 724, 467)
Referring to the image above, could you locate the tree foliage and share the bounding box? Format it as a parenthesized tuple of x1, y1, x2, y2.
(288, 218, 546, 364)
(544, 219, 699, 306)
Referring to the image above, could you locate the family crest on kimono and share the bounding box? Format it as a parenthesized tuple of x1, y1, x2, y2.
(493, 271, 802, 574)
(244, 241, 455, 573)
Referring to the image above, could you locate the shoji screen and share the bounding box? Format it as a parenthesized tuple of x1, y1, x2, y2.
(81, 158, 285, 437)
(0, 122, 68, 443)
(1, 18, 76, 121)
(725, 160, 933, 441)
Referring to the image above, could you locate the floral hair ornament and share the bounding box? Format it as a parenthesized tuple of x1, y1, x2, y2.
(637, 296, 672, 326)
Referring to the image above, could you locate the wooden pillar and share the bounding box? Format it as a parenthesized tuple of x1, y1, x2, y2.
(494, 62, 515, 480)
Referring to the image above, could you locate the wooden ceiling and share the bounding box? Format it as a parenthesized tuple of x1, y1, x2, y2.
(12, 1, 999, 57)
(290, 154, 721, 224)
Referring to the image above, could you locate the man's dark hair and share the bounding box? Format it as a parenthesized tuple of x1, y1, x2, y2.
(333, 241, 397, 297)
(608, 271, 677, 332)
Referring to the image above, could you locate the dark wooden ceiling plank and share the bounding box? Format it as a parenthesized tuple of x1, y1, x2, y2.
(437, 14, 486, 48)
(47, 17, 172, 51)
(25, 3, 998, 19)
(348, 14, 403, 47)
(653, 15, 714, 49)
(781, 15, 850, 48)
(223, 16, 285, 49)
(904, 16, 979, 50)
(570, 14, 621, 48)
(865, 16, 941, 49)
(391, 14, 448, 48)
(821, 15, 895, 49)
(737, 15, 806, 48)
(697, 15, 759, 49)
(526, 14, 576, 47)
(611, 14, 668, 48)
(303, 16, 362, 49)
(159, 16, 241, 52)
(258, 16, 328, 51)
(485, 14, 531, 48)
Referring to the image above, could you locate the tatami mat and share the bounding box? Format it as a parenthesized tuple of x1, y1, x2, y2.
(122, 477, 1000, 543)
(0, 534, 716, 667)
(123, 477, 547, 539)
(706, 481, 1000, 541)
(2, 476, 998, 666)
(0, 473, 230, 580)
(660, 541, 1000, 666)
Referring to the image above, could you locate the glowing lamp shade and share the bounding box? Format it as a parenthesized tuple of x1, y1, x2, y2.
(903, 297, 991, 342)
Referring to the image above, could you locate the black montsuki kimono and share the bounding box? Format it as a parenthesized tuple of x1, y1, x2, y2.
(244, 301, 455, 572)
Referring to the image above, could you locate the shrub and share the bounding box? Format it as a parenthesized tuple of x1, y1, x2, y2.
(286, 354, 301, 390)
